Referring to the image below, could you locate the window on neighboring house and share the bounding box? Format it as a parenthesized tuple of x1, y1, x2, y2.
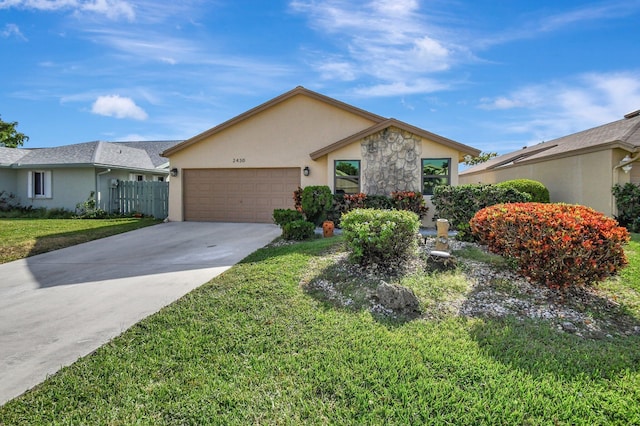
(130, 173, 145, 181)
(155, 176, 165, 182)
(334, 160, 360, 194)
(422, 158, 451, 195)
(28, 170, 52, 198)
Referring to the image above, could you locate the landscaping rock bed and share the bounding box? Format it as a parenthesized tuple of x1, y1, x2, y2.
(303, 237, 640, 339)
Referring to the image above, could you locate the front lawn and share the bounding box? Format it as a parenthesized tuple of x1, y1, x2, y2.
(0, 218, 160, 264)
(1, 235, 639, 424)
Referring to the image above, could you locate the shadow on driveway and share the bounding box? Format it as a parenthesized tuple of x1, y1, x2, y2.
(0, 221, 280, 405)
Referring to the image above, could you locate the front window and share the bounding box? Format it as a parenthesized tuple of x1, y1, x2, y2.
(28, 170, 52, 198)
(422, 158, 450, 195)
(34, 172, 45, 196)
(334, 160, 360, 194)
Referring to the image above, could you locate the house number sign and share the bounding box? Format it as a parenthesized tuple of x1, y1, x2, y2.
(233, 158, 246, 163)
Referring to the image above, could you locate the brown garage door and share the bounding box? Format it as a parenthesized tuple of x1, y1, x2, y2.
(183, 168, 300, 223)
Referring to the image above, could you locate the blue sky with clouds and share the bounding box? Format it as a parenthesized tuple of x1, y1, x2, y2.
(2, 0, 640, 155)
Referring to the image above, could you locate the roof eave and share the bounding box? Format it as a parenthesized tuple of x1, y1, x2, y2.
(461, 140, 639, 175)
(310, 118, 480, 161)
(10, 163, 168, 173)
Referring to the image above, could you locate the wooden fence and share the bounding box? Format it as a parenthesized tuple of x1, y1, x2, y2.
(110, 181, 169, 219)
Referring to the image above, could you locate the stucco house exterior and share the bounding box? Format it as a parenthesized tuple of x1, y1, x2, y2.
(0, 140, 181, 213)
(162, 86, 480, 224)
(459, 110, 640, 217)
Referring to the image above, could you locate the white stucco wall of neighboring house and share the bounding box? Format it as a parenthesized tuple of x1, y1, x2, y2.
(16, 167, 96, 212)
(460, 149, 625, 217)
(0, 169, 18, 198)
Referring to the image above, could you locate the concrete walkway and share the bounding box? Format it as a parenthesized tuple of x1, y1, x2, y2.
(0, 222, 281, 405)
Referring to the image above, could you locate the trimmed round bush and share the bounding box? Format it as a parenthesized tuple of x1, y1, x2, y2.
(282, 219, 315, 241)
(341, 208, 420, 272)
(496, 179, 550, 203)
(272, 208, 304, 226)
(470, 203, 630, 289)
(301, 185, 333, 226)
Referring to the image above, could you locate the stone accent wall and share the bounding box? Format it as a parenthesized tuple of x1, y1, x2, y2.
(361, 126, 422, 195)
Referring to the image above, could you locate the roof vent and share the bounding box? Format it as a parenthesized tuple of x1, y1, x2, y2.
(624, 109, 640, 119)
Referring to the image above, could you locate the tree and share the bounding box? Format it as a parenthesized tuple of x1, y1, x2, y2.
(463, 151, 497, 166)
(0, 115, 29, 148)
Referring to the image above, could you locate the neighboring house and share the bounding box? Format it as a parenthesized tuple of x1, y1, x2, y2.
(162, 86, 480, 224)
(459, 110, 640, 217)
(0, 140, 182, 213)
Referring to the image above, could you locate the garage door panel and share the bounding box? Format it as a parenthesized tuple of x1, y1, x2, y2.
(183, 168, 300, 222)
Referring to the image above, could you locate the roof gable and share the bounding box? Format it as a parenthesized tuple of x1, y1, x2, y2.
(309, 118, 480, 160)
(162, 86, 387, 157)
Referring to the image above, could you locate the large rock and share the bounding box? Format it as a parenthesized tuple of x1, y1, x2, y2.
(376, 281, 421, 316)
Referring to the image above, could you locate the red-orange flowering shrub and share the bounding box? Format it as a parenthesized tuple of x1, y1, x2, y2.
(470, 203, 630, 290)
(344, 192, 367, 209)
(391, 191, 428, 219)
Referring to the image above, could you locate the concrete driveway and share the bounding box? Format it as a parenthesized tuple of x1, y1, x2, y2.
(0, 221, 281, 405)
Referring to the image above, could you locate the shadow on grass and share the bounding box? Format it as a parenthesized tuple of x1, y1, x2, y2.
(239, 235, 344, 265)
(301, 252, 422, 328)
(469, 317, 640, 380)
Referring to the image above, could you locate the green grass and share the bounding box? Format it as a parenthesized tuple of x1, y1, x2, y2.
(0, 218, 160, 264)
(1, 236, 639, 424)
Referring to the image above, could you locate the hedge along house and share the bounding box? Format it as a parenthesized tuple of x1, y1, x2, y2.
(162, 86, 480, 224)
(459, 110, 640, 217)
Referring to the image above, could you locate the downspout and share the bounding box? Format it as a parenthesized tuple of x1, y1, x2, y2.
(612, 152, 640, 217)
(96, 169, 111, 211)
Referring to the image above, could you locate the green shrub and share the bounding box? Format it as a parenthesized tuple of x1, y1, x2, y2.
(470, 203, 630, 290)
(282, 219, 316, 241)
(272, 209, 304, 226)
(612, 183, 640, 232)
(75, 192, 109, 219)
(340, 208, 420, 273)
(496, 179, 550, 203)
(301, 185, 333, 226)
(364, 194, 393, 210)
(431, 184, 530, 241)
(391, 190, 428, 219)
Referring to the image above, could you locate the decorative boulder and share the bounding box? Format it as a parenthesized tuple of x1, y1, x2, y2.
(376, 281, 421, 316)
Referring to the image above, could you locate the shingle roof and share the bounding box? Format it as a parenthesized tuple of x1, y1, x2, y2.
(114, 141, 182, 167)
(0, 147, 30, 165)
(0, 140, 182, 170)
(461, 112, 640, 174)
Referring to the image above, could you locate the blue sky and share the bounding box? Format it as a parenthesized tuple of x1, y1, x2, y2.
(2, 0, 640, 155)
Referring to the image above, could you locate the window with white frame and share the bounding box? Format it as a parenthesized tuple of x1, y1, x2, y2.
(28, 170, 52, 198)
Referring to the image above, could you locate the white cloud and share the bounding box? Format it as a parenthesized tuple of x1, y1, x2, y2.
(290, 0, 463, 96)
(478, 71, 640, 142)
(0, 0, 135, 21)
(475, 2, 640, 48)
(353, 79, 450, 97)
(78, 0, 135, 21)
(91, 95, 148, 120)
(1, 23, 26, 40)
